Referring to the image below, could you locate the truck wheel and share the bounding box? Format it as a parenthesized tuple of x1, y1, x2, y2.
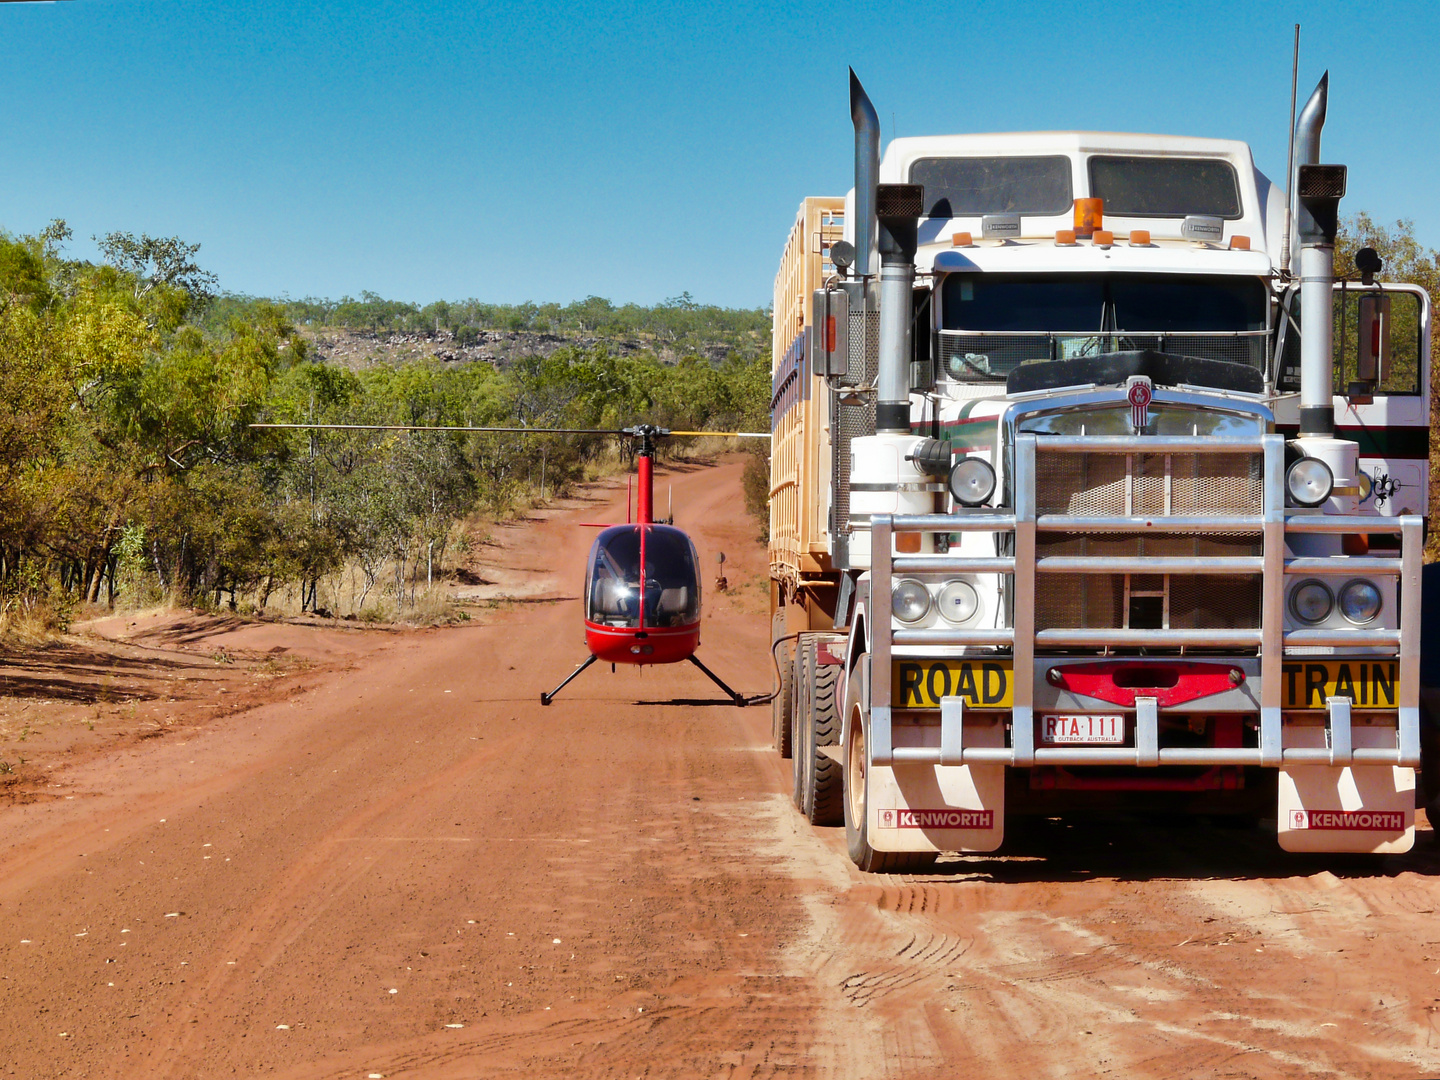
(1420, 689, 1440, 824)
(844, 656, 937, 874)
(797, 645, 844, 826)
(771, 610, 793, 759)
(791, 640, 813, 810)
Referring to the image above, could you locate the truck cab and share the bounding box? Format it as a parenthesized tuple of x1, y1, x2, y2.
(770, 73, 1429, 871)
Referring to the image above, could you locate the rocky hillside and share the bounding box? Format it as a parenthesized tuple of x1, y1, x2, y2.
(302, 325, 739, 371)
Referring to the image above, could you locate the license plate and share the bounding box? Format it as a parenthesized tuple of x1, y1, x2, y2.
(1282, 660, 1400, 709)
(1041, 714, 1125, 745)
(894, 660, 1013, 709)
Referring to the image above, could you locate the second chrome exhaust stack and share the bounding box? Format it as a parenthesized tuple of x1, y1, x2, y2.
(849, 68, 879, 280)
(850, 70, 923, 434)
(1293, 72, 1347, 438)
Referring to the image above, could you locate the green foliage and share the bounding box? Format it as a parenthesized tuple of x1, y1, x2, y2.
(96, 232, 218, 307)
(0, 234, 50, 312)
(330, 291, 420, 333)
(741, 444, 771, 544)
(0, 218, 773, 625)
(201, 289, 771, 358)
(1337, 214, 1440, 298)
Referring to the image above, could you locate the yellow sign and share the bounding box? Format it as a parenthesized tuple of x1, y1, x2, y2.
(894, 660, 1013, 709)
(1282, 660, 1399, 709)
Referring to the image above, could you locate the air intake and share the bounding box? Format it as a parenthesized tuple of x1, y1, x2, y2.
(876, 184, 925, 219)
(1297, 163, 1347, 200)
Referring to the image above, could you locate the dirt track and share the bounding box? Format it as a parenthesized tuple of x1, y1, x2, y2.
(3, 455, 1440, 1079)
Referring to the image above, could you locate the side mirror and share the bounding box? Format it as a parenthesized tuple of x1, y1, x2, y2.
(811, 288, 849, 378)
(1355, 246, 1383, 285)
(1357, 292, 1391, 383)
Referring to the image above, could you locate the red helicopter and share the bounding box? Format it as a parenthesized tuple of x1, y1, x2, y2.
(540, 423, 760, 706)
(250, 420, 765, 706)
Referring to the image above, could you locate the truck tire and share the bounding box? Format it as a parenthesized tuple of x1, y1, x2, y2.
(791, 639, 813, 810)
(844, 654, 937, 875)
(1420, 688, 1440, 824)
(771, 610, 793, 759)
(795, 643, 844, 826)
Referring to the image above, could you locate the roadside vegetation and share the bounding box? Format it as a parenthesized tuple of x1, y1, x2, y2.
(203, 290, 771, 359)
(0, 222, 771, 636)
(2, 214, 1435, 636)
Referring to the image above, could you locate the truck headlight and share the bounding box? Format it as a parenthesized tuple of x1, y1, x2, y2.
(948, 457, 996, 507)
(1338, 579, 1382, 624)
(936, 579, 980, 624)
(891, 579, 931, 623)
(1288, 579, 1334, 624)
(1287, 457, 1334, 507)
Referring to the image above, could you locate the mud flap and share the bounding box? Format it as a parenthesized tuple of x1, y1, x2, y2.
(1277, 724, 1414, 853)
(867, 713, 1005, 853)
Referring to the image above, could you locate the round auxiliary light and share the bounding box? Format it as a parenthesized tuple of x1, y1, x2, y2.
(1338, 579, 1382, 624)
(1289, 579, 1334, 625)
(891, 579, 932, 624)
(949, 457, 997, 507)
(936, 580, 980, 624)
(1287, 457, 1334, 507)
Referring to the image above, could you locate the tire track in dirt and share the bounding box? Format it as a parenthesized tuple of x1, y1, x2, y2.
(9, 456, 1440, 1079)
(100, 456, 821, 1079)
(769, 806, 1440, 1080)
(138, 735, 525, 1079)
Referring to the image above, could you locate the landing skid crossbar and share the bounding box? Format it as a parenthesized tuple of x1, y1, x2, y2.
(540, 651, 753, 707)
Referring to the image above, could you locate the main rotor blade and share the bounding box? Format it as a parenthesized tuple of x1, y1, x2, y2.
(666, 430, 772, 439)
(249, 423, 772, 439)
(248, 423, 626, 435)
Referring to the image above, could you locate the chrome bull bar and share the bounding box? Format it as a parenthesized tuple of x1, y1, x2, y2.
(868, 433, 1423, 769)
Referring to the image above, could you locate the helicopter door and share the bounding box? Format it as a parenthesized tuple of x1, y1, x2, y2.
(586, 524, 701, 629)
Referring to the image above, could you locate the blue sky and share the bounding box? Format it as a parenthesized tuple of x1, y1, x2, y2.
(1, 0, 1435, 310)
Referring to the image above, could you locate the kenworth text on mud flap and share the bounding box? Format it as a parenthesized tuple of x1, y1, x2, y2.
(768, 69, 1431, 871)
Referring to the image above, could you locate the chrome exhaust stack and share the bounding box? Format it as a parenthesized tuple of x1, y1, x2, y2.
(1293, 73, 1346, 438)
(849, 68, 879, 280)
(849, 69, 921, 434)
(875, 183, 923, 433)
(844, 71, 931, 573)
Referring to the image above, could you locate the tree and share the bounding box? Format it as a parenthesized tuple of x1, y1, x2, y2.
(96, 232, 219, 308)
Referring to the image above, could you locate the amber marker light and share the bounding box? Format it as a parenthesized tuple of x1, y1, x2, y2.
(1342, 533, 1370, 556)
(1128, 229, 1151, 246)
(1073, 198, 1103, 238)
(951, 232, 973, 247)
(895, 532, 922, 554)
(1229, 235, 1251, 250)
(1055, 229, 1077, 245)
(1093, 230, 1114, 246)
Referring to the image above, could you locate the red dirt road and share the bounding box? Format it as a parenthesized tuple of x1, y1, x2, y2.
(4, 456, 1440, 1079)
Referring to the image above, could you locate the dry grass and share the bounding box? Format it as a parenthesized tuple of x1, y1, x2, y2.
(0, 598, 73, 646)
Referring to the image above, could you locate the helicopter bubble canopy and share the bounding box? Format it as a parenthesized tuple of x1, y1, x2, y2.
(586, 524, 701, 629)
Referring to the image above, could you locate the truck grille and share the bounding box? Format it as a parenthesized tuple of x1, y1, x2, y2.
(1034, 448, 1263, 635)
(1036, 451, 1262, 516)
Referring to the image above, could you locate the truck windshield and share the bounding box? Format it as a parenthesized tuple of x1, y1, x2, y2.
(939, 273, 1268, 383)
(942, 273, 1265, 333)
(909, 155, 1073, 218)
(1088, 156, 1241, 219)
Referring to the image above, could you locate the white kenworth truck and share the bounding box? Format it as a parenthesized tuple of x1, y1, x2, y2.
(769, 70, 1432, 872)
